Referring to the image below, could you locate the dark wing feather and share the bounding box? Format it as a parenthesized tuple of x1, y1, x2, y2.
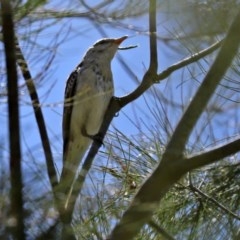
(62, 68, 79, 160)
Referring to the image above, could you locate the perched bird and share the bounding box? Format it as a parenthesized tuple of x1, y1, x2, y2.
(60, 36, 128, 202)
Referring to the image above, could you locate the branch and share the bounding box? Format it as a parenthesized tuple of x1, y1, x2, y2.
(1, 0, 25, 239)
(31, 0, 112, 20)
(109, 10, 240, 239)
(182, 137, 240, 171)
(35, 219, 59, 240)
(157, 39, 222, 81)
(189, 185, 240, 221)
(148, 220, 176, 240)
(149, 0, 158, 72)
(15, 39, 57, 189)
(119, 38, 222, 108)
(162, 12, 240, 161)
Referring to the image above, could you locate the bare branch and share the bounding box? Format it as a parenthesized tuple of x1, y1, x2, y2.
(31, 10, 89, 19)
(149, 0, 158, 72)
(119, 39, 222, 108)
(182, 137, 240, 171)
(15, 39, 57, 189)
(157, 39, 223, 81)
(1, 0, 25, 239)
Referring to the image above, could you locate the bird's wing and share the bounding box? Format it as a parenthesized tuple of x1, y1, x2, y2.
(62, 67, 79, 160)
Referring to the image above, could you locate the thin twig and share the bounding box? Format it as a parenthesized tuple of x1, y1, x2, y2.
(157, 39, 222, 81)
(189, 185, 240, 221)
(1, 1, 25, 239)
(148, 220, 176, 240)
(120, 39, 223, 108)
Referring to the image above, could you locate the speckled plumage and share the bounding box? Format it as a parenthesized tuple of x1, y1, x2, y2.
(60, 36, 127, 205)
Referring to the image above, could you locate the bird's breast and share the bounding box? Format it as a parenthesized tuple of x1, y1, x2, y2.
(72, 64, 114, 136)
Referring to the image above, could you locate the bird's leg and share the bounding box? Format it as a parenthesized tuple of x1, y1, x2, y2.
(81, 126, 104, 146)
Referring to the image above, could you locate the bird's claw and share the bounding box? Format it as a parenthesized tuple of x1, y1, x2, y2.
(81, 127, 104, 146)
(92, 133, 104, 146)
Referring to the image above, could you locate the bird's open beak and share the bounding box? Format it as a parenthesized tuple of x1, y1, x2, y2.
(116, 36, 138, 50)
(114, 36, 128, 45)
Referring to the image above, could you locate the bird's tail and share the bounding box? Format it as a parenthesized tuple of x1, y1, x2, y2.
(59, 139, 90, 209)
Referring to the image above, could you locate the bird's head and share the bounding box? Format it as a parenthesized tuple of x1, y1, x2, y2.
(83, 36, 128, 63)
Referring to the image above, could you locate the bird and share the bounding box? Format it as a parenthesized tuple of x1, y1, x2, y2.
(60, 36, 128, 205)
